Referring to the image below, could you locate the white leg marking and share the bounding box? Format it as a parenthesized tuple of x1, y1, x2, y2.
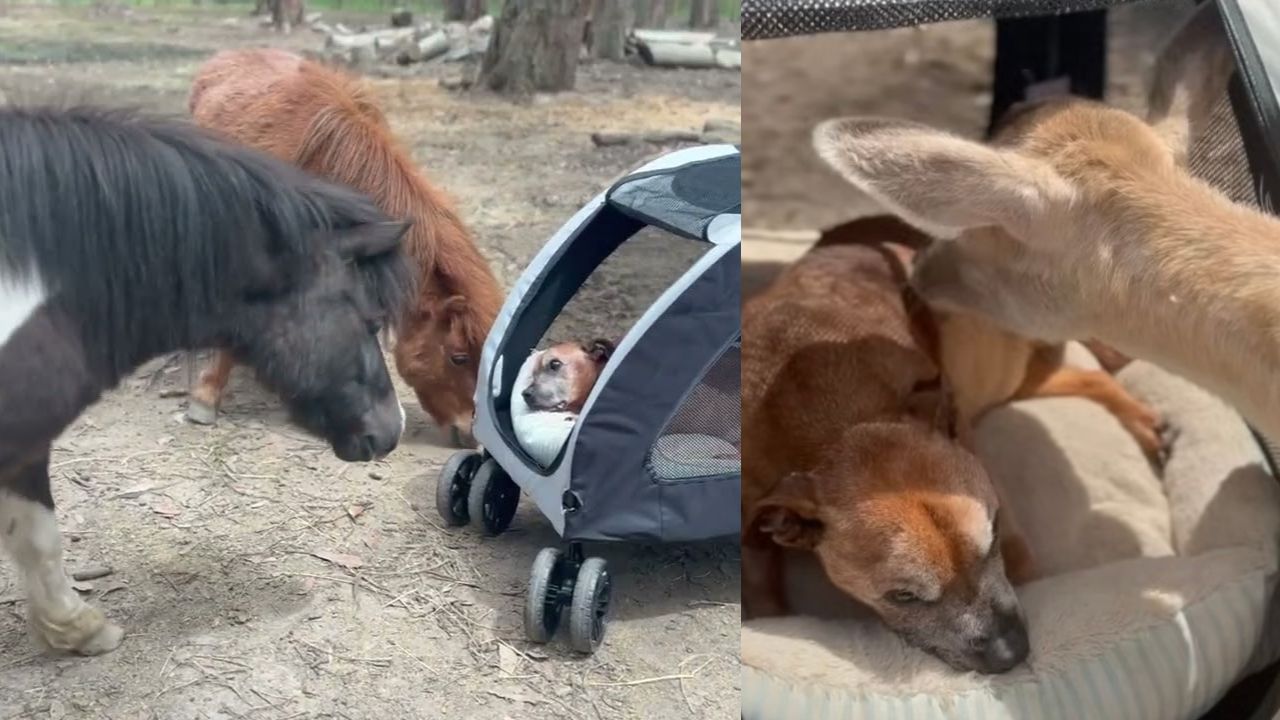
(396, 399, 406, 441)
(0, 491, 123, 654)
(0, 267, 47, 350)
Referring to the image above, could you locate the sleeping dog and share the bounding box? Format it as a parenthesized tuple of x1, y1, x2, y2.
(513, 339, 614, 466)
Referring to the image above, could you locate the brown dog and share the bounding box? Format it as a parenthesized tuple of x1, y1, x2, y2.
(512, 339, 614, 467)
(742, 238, 1031, 674)
(815, 215, 1166, 462)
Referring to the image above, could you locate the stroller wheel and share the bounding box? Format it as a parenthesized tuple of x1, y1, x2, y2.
(436, 450, 482, 526)
(467, 459, 520, 536)
(568, 557, 611, 654)
(524, 547, 569, 643)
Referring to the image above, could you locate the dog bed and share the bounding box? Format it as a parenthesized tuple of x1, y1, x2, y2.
(649, 433, 740, 479)
(742, 345, 1280, 720)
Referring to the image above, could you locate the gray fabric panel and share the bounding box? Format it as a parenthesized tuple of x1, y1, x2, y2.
(742, 0, 1155, 39)
(608, 153, 742, 240)
(565, 240, 740, 542)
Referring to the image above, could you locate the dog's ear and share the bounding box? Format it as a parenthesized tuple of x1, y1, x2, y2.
(812, 117, 1073, 242)
(585, 338, 615, 364)
(904, 379, 959, 439)
(755, 472, 823, 550)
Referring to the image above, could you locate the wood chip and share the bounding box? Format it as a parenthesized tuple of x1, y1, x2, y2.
(485, 688, 542, 706)
(151, 498, 183, 517)
(311, 550, 365, 569)
(72, 566, 113, 581)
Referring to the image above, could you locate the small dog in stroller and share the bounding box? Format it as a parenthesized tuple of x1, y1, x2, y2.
(513, 339, 615, 466)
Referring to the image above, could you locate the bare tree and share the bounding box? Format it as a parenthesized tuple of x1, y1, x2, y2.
(588, 0, 629, 61)
(479, 0, 590, 95)
(271, 0, 304, 32)
(444, 0, 485, 22)
(636, 0, 668, 28)
(688, 0, 718, 29)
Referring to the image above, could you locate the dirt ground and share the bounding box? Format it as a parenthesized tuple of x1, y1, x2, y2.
(0, 6, 741, 719)
(741, 0, 1193, 296)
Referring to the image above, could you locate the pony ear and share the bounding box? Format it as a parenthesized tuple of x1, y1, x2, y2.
(242, 245, 300, 300)
(335, 220, 411, 260)
(440, 294, 467, 317)
(754, 472, 823, 550)
(812, 117, 1074, 241)
(586, 338, 615, 364)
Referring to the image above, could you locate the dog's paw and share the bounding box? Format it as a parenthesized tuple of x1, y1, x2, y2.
(1154, 420, 1181, 467)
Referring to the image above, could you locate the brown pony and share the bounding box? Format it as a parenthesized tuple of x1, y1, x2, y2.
(187, 48, 502, 447)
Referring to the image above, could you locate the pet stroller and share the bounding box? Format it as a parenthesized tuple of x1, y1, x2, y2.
(743, 0, 1280, 718)
(435, 144, 741, 654)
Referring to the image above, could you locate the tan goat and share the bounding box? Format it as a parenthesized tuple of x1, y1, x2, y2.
(811, 6, 1280, 439)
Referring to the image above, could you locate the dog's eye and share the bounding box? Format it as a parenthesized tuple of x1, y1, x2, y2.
(548, 359, 563, 371)
(886, 590, 921, 605)
(449, 353, 469, 366)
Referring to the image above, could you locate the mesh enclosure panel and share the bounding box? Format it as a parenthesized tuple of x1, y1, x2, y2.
(742, 0, 1156, 40)
(1188, 91, 1258, 209)
(646, 339, 741, 482)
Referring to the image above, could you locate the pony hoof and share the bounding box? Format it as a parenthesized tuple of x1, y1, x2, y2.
(185, 400, 218, 426)
(30, 606, 124, 656)
(72, 620, 124, 656)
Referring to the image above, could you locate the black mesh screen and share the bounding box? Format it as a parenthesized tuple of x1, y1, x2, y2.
(742, 0, 1156, 40)
(1188, 91, 1257, 209)
(645, 339, 741, 483)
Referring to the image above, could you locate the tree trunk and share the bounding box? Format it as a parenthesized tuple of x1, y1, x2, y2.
(588, 0, 628, 61)
(479, 0, 589, 95)
(636, 0, 667, 28)
(688, 0, 718, 29)
(270, 0, 304, 32)
(444, 0, 485, 22)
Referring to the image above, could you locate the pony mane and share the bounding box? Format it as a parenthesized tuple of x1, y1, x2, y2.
(290, 62, 502, 350)
(0, 104, 412, 379)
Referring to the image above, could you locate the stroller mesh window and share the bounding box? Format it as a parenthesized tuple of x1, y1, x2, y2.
(646, 339, 742, 483)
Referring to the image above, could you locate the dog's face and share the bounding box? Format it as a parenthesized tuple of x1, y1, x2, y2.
(520, 339, 615, 413)
(754, 423, 1028, 674)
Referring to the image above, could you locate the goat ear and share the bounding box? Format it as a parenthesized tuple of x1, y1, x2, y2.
(754, 472, 823, 550)
(586, 338, 615, 364)
(813, 117, 1073, 241)
(335, 220, 411, 260)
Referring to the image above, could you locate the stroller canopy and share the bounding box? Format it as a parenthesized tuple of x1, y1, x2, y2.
(475, 145, 741, 541)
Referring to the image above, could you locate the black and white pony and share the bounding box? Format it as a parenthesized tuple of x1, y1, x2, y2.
(0, 106, 415, 655)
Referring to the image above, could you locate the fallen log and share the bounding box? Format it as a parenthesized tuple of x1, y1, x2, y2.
(590, 130, 701, 147)
(412, 29, 451, 62)
(637, 39, 739, 69)
(631, 29, 718, 45)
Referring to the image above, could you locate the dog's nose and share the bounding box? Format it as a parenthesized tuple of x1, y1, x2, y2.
(975, 611, 1029, 674)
